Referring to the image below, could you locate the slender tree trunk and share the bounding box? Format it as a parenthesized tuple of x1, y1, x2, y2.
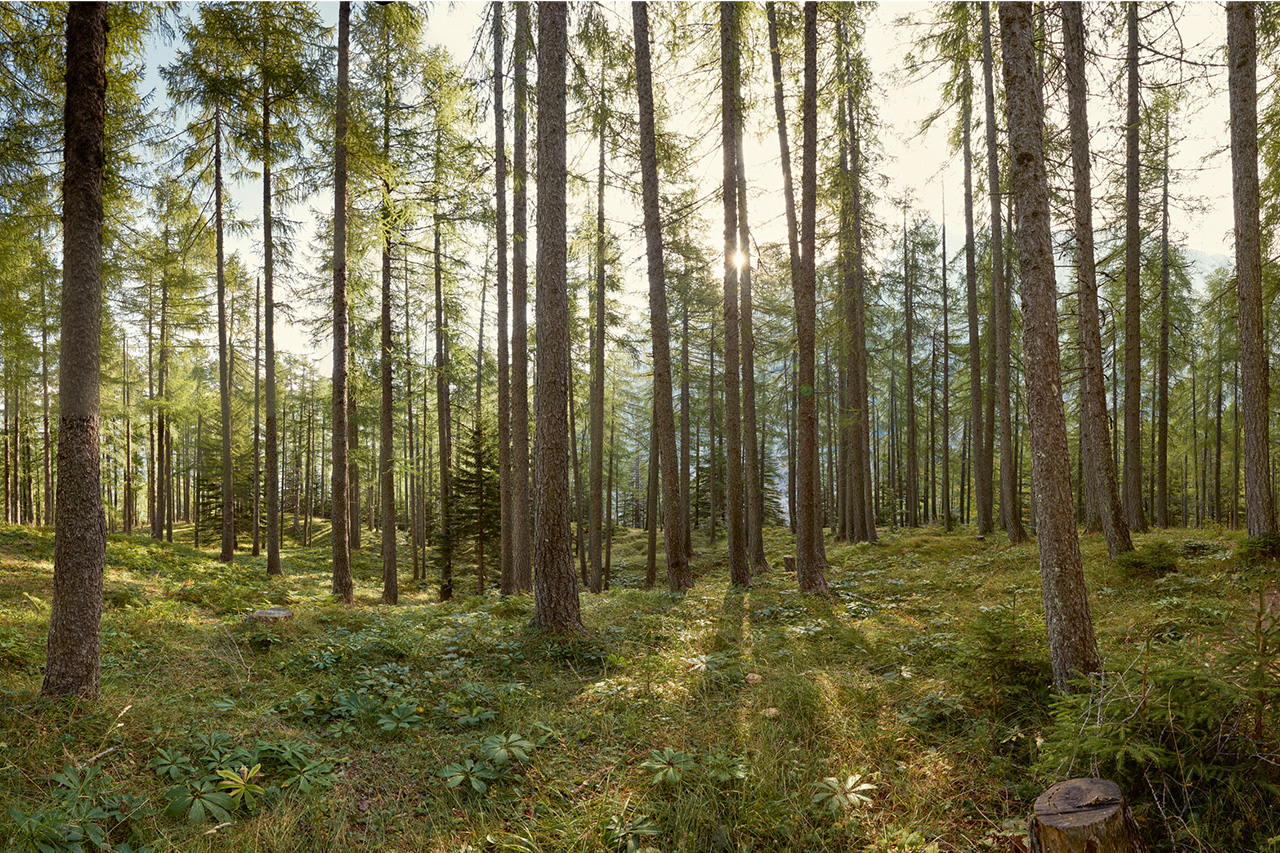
(1227, 1, 1277, 537)
(737, 109, 769, 574)
(214, 103, 234, 562)
(1063, 0, 1131, 558)
(475, 270, 487, 595)
(941, 197, 952, 531)
(435, 217, 453, 601)
(709, 322, 717, 544)
(1122, 2, 1147, 532)
(1001, 0, 1100, 692)
(963, 68, 991, 535)
(531, 4, 582, 633)
(262, 40, 282, 575)
(796, 2, 828, 593)
(43, 1, 107, 699)
(589, 82, 606, 593)
(570, 366, 587, 587)
(634, 1, 692, 590)
(903, 214, 919, 528)
(331, 1, 353, 600)
(378, 8, 397, 604)
(720, 1, 749, 586)
(253, 276, 261, 555)
(681, 300, 692, 561)
(511, 2, 532, 592)
(349, 390, 360, 549)
(494, 1, 513, 595)
(982, 1, 1026, 543)
(646, 401, 658, 589)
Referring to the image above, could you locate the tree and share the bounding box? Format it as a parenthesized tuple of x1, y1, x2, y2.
(1122, 2, 1147, 533)
(981, 1, 1025, 544)
(530, 2, 583, 634)
(1227, 1, 1277, 538)
(1062, 1, 1132, 559)
(999, 0, 1100, 692)
(511, 2, 532, 593)
(43, 1, 107, 698)
(795, 1, 828, 594)
(493, 1, 513, 595)
(634, 1, 692, 593)
(720, 1, 749, 587)
(331, 0, 354, 603)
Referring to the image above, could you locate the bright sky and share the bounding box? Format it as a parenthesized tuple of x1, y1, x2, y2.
(147, 1, 1238, 366)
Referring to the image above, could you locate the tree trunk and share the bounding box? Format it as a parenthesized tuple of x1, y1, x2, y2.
(903, 213, 919, 528)
(44, 1, 107, 699)
(435, 217, 452, 601)
(331, 0, 353, 601)
(983, 1, 1026, 543)
(1000, 0, 1100, 692)
(720, 1, 749, 587)
(378, 6, 397, 605)
(1063, 0, 1132, 559)
(530, 4, 583, 634)
(214, 102, 234, 562)
(253, 275, 261, 556)
(795, 2, 829, 594)
(634, 1, 692, 591)
(1227, 1, 1278, 537)
(589, 81, 606, 593)
(511, 2, 532, 592)
(1122, 2, 1147, 533)
(262, 31, 282, 575)
(963, 65, 991, 536)
(494, 0, 513, 596)
(1028, 778, 1146, 853)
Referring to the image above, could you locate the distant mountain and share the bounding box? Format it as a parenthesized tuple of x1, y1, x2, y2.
(1183, 248, 1233, 290)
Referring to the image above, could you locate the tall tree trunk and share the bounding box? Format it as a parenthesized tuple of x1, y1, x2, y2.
(963, 66, 991, 535)
(1063, 0, 1132, 559)
(253, 276, 261, 556)
(681, 299, 692, 561)
(262, 36, 282, 575)
(331, 1, 353, 600)
(795, 1, 828, 593)
(435, 217, 452, 601)
(1227, 1, 1278, 537)
(709, 322, 717, 544)
(1156, 114, 1171, 528)
(982, 1, 1026, 543)
(494, 1, 513, 595)
(903, 213, 919, 528)
(737, 108, 769, 574)
(43, 1, 107, 698)
(214, 102, 234, 562)
(348, 390, 360, 549)
(378, 6, 397, 605)
(476, 271, 488, 595)
(511, 2, 532, 592)
(1122, 1, 1147, 532)
(589, 82, 606, 593)
(941, 194, 952, 531)
(634, 1, 692, 591)
(720, 1, 749, 586)
(1000, 0, 1100, 692)
(531, 4, 583, 633)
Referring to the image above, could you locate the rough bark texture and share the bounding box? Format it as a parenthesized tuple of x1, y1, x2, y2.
(738, 124, 769, 575)
(720, 1, 749, 587)
(589, 86, 606, 593)
(1063, 1, 1132, 559)
(1157, 120, 1171, 528)
(634, 2, 692, 592)
(44, 1, 107, 699)
(1228, 2, 1278, 538)
(795, 2, 828, 594)
(215, 102, 234, 564)
(530, 3, 583, 634)
(963, 68, 992, 535)
(1029, 778, 1147, 853)
(434, 219, 452, 601)
(494, 1, 513, 596)
(377, 1, 396, 606)
(982, 2, 1026, 544)
(262, 29, 282, 576)
(1000, 0, 1100, 692)
(511, 2, 532, 592)
(331, 1, 353, 603)
(1122, 2, 1147, 533)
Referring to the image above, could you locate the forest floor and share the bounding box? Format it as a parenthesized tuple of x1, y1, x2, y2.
(0, 521, 1277, 852)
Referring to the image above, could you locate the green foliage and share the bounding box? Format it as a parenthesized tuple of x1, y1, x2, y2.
(163, 780, 232, 825)
(1236, 533, 1280, 566)
(480, 733, 534, 767)
(601, 813, 661, 853)
(377, 703, 425, 733)
(1116, 541, 1180, 577)
(809, 773, 876, 814)
(437, 759, 498, 795)
(640, 747, 697, 786)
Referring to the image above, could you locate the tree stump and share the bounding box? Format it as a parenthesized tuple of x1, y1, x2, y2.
(1029, 778, 1146, 853)
(245, 608, 294, 624)
(783, 556, 796, 574)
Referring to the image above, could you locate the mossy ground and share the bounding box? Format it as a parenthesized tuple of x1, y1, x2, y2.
(0, 521, 1274, 852)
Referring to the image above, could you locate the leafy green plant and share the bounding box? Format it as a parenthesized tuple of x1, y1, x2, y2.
(280, 759, 335, 794)
(163, 779, 233, 824)
(702, 752, 747, 784)
(149, 748, 195, 782)
(1219, 588, 1280, 739)
(640, 747, 697, 785)
(810, 773, 876, 814)
(480, 733, 534, 766)
(437, 759, 498, 795)
(377, 703, 425, 733)
(215, 763, 265, 811)
(601, 813, 661, 853)
(452, 705, 497, 727)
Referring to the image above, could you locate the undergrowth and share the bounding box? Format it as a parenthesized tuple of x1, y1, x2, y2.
(0, 523, 1275, 851)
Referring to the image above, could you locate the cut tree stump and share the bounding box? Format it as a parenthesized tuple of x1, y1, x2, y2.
(783, 556, 796, 573)
(245, 608, 294, 623)
(1028, 778, 1146, 853)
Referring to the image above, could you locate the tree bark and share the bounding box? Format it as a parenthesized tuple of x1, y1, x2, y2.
(589, 79, 606, 593)
(44, 1, 107, 699)
(634, 1, 692, 591)
(1227, 1, 1278, 537)
(530, 2, 583, 634)
(963, 65, 992, 536)
(796, 1, 828, 593)
(1063, 1, 1132, 559)
(511, 2, 532, 592)
(1001, 0, 1100, 692)
(214, 101, 234, 563)
(434, 217, 452, 601)
(494, 0, 513, 596)
(378, 1, 396, 605)
(332, 0, 353, 601)
(1122, 2, 1147, 533)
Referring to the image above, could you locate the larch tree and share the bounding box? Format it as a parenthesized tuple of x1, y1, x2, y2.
(981, 1, 1025, 544)
(634, 1, 692, 593)
(493, 1, 513, 595)
(1122, 1, 1148, 533)
(43, 1, 108, 698)
(795, 1, 828, 594)
(1062, 0, 1132, 559)
(511, 2, 532, 593)
(530, 1, 583, 634)
(331, 0, 354, 603)
(1227, 1, 1277, 538)
(999, 0, 1100, 692)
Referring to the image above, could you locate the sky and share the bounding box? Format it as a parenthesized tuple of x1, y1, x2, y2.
(145, 1, 1239, 367)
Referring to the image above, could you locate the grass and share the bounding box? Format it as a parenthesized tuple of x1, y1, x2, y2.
(0, 520, 1276, 852)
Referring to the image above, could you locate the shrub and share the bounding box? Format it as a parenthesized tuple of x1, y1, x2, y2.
(1115, 541, 1179, 578)
(1235, 532, 1280, 567)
